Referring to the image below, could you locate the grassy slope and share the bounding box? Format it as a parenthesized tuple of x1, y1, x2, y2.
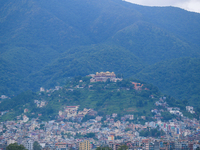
(1, 76, 196, 122)
(0, 77, 161, 121)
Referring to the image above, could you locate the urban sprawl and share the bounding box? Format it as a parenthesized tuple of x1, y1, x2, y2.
(0, 72, 200, 150)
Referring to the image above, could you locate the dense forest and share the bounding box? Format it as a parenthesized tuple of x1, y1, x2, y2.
(134, 58, 200, 105)
(0, 0, 200, 112)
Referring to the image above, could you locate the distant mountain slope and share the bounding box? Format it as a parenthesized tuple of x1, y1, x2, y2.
(0, 58, 18, 95)
(0, 45, 60, 95)
(36, 0, 142, 43)
(134, 58, 200, 105)
(0, 0, 91, 46)
(1, 0, 200, 50)
(120, 3, 200, 48)
(0, 0, 200, 96)
(27, 44, 144, 90)
(110, 21, 198, 64)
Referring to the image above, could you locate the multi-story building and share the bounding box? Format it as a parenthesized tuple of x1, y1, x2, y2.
(79, 140, 90, 150)
(89, 71, 122, 82)
(55, 142, 67, 150)
(153, 141, 160, 150)
(142, 139, 150, 150)
(0, 144, 6, 150)
(149, 143, 154, 150)
(109, 141, 116, 150)
(7, 139, 16, 146)
(169, 142, 175, 150)
(24, 140, 34, 150)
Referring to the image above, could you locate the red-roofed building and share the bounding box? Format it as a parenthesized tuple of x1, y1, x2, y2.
(55, 142, 67, 150)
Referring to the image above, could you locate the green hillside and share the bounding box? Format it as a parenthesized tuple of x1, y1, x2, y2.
(110, 21, 198, 64)
(1, 76, 198, 122)
(0, 45, 60, 95)
(27, 44, 144, 90)
(0, 0, 91, 47)
(0, 0, 200, 102)
(134, 58, 200, 105)
(0, 76, 187, 122)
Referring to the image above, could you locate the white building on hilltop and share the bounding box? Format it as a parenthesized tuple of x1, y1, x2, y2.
(40, 87, 45, 92)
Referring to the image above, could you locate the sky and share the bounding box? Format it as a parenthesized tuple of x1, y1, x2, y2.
(125, 0, 200, 13)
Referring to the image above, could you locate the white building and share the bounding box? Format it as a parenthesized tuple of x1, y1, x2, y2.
(7, 139, 16, 145)
(1, 95, 8, 99)
(23, 115, 29, 122)
(40, 87, 45, 92)
(24, 140, 34, 150)
(186, 106, 195, 114)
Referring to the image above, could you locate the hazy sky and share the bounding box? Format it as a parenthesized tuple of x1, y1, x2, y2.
(125, 0, 200, 13)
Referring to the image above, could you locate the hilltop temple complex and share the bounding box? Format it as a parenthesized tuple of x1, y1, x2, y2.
(88, 71, 123, 82)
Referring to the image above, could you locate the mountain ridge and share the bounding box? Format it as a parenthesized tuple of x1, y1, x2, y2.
(0, 0, 200, 104)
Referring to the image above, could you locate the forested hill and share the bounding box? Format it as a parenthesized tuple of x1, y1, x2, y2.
(0, 0, 200, 103)
(0, 76, 197, 122)
(134, 58, 200, 105)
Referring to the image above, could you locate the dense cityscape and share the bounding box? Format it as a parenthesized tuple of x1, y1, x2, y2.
(1, 72, 200, 150)
(1, 0, 200, 149)
(1, 102, 200, 150)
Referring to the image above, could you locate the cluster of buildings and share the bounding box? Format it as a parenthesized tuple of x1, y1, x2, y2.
(1, 73, 200, 150)
(186, 106, 195, 114)
(1, 110, 200, 150)
(131, 82, 144, 91)
(34, 100, 47, 108)
(88, 72, 122, 83)
(58, 106, 97, 122)
(167, 107, 183, 117)
(40, 86, 62, 93)
(0, 110, 9, 116)
(0, 95, 8, 99)
(152, 97, 195, 120)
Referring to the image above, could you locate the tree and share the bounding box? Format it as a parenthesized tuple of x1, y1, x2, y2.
(161, 112, 175, 121)
(40, 124, 45, 130)
(84, 132, 95, 138)
(183, 99, 189, 105)
(139, 127, 165, 137)
(6, 143, 27, 150)
(96, 146, 112, 150)
(33, 141, 42, 150)
(118, 145, 128, 150)
(136, 101, 144, 107)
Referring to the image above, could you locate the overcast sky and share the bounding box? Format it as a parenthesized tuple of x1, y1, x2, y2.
(125, 0, 200, 13)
